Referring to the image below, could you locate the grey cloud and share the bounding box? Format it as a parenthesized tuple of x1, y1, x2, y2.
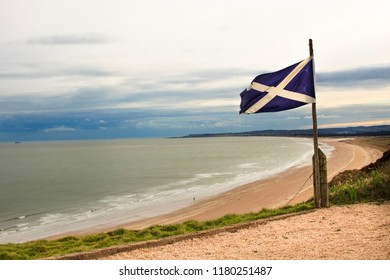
(317, 65, 390, 87)
(1, 101, 388, 141)
(26, 34, 114, 45)
(44, 125, 77, 132)
(0, 65, 116, 79)
(147, 64, 390, 92)
(160, 68, 258, 87)
(190, 64, 390, 89)
(303, 115, 341, 119)
(0, 87, 116, 114)
(2, 63, 389, 119)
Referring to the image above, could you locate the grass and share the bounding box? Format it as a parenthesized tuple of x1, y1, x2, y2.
(1, 152, 389, 260)
(0, 203, 313, 260)
(328, 153, 390, 205)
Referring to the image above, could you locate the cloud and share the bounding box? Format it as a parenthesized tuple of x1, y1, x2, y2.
(286, 114, 341, 121)
(1, 59, 389, 141)
(1, 102, 388, 141)
(303, 115, 341, 119)
(299, 104, 390, 129)
(43, 125, 77, 132)
(318, 119, 390, 129)
(0, 65, 116, 80)
(286, 116, 301, 120)
(211, 119, 244, 128)
(0, 85, 127, 115)
(317, 65, 390, 88)
(134, 120, 170, 129)
(26, 34, 114, 45)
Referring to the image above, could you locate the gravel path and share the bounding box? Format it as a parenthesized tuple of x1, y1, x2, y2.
(102, 203, 390, 260)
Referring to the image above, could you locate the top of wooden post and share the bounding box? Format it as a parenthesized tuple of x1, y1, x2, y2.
(309, 39, 314, 56)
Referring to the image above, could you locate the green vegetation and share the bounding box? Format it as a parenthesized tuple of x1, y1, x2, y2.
(1, 152, 389, 260)
(328, 153, 390, 205)
(0, 203, 313, 260)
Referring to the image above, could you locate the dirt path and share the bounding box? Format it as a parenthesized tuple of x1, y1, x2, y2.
(102, 202, 390, 260)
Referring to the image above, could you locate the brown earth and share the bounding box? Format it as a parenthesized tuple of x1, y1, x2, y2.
(101, 202, 390, 260)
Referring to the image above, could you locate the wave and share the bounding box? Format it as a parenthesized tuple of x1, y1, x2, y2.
(0, 211, 50, 223)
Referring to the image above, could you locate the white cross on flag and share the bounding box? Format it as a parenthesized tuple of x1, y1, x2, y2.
(239, 57, 316, 114)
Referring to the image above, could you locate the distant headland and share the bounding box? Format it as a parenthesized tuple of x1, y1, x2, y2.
(179, 125, 390, 138)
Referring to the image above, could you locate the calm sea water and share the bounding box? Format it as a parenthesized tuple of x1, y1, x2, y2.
(0, 137, 328, 243)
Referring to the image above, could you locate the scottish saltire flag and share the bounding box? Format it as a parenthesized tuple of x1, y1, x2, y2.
(239, 57, 316, 114)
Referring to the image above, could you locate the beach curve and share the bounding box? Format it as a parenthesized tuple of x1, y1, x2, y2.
(84, 137, 382, 234)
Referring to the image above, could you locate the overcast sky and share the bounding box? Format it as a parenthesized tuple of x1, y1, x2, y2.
(0, 0, 389, 141)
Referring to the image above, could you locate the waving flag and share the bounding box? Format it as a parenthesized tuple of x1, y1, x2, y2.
(239, 39, 327, 208)
(239, 57, 316, 114)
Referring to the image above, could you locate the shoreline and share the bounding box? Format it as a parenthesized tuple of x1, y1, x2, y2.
(60, 137, 383, 238)
(121, 138, 382, 230)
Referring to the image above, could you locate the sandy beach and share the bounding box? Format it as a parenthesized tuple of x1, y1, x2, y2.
(114, 138, 383, 231)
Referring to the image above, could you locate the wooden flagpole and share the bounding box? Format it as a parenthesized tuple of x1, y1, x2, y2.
(309, 39, 322, 208)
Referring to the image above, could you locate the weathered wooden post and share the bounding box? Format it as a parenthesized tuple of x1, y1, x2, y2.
(312, 152, 321, 208)
(310, 39, 321, 208)
(310, 39, 328, 208)
(319, 149, 329, 207)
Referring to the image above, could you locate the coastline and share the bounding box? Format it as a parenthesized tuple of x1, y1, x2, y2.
(120, 138, 382, 230)
(61, 137, 383, 238)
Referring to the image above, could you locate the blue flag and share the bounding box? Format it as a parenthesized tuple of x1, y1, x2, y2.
(239, 57, 316, 114)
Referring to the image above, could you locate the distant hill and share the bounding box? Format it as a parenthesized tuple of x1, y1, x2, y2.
(181, 125, 390, 138)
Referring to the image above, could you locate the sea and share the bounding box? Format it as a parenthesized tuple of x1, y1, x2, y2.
(0, 137, 332, 244)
